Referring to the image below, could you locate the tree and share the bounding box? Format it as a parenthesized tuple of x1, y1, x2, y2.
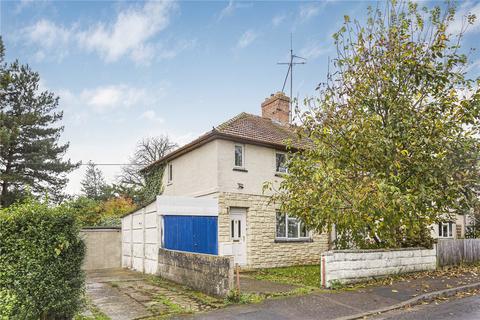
(0, 37, 77, 207)
(80, 162, 110, 201)
(65, 195, 135, 227)
(64, 196, 101, 227)
(271, 1, 480, 249)
(118, 136, 177, 203)
(96, 196, 136, 226)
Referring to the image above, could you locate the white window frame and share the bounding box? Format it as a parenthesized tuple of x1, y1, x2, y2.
(439, 222, 453, 238)
(275, 152, 288, 174)
(234, 144, 245, 168)
(275, 211, 309, 240)
(167, 163, 173, 183)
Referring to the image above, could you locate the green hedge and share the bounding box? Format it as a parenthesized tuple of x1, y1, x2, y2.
(0, 200, 86, 319)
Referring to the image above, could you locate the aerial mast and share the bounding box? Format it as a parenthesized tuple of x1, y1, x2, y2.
(278, 34, 306, 122)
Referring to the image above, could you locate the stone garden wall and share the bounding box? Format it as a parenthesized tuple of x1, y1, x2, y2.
(157, 248, 234, 297)
(321, 247, 436, 288)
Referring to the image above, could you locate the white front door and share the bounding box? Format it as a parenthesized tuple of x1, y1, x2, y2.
(230, 207, 247, 266)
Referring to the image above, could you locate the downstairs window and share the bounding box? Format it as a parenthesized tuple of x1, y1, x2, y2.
(276, 211, 308, 240)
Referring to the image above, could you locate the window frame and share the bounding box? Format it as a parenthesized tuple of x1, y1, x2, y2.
(167, 163, 173, 183)
(438, 222, 454, 238)
(275, 211, 310, 240)
(234, 144, 245, 168)
(275, 152, 288, 174)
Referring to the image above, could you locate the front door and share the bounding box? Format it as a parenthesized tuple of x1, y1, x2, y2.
(230, 207, 247, 266)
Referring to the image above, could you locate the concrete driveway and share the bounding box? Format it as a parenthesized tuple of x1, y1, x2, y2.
(85, 268, 222, 320)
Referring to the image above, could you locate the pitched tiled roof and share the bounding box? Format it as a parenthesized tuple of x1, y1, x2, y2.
(216, 112, 306, 148)
(141, 112, 306, 172)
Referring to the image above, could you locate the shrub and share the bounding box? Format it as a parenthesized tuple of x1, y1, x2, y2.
(0, 200, 86, 319)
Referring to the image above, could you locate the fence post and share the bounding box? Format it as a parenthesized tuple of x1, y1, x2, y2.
(235, 263, 241, 292)
(321, 255, 326, 288)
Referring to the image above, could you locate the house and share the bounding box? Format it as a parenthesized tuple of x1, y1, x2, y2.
(122, 92, 329, 271)
(434, 214, 471, 240)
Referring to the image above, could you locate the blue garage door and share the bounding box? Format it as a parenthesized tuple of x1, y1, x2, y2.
(163, 215, 218, 255)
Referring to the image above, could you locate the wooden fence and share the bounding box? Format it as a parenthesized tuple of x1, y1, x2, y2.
(437, 239, 480, 267)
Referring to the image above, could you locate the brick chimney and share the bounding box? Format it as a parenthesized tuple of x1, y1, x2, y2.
(261, 91, 290, 124)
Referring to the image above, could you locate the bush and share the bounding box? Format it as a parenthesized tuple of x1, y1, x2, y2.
(0, 200, 86, 319)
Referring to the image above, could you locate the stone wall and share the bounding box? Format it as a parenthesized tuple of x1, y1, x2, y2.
(81, 228, 121, 270)
(157, 248, 234, 297)
(218, 192, 330, 269)
(321, 248, 437, 288)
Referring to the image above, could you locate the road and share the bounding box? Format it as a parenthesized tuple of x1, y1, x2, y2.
(370, 294, 480, 320)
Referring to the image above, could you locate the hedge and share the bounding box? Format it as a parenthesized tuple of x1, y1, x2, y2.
(0, 200, 86, 319)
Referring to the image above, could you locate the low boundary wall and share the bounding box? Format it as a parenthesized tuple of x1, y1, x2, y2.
(81, 227, 121, 270)
(321, 247, 436, 288)
(157, 248, 234, 297)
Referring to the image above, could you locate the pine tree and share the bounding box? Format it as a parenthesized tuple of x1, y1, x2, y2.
(80, 162, 109, 201)
(0, 37, 77, 207)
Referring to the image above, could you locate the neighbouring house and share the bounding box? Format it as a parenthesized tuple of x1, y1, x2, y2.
(121, 92, 329, 271)
(434, 214, 473, 240)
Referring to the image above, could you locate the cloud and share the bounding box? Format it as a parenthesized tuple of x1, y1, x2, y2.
(299, 41, 329, 60)
(80, 85, 152, 113)
(217, 0, 252, 21)
(57, 83, 168, 115)
(20, 1, 188, 64)
(272, 14, 286, 27)
(14, 0, 51, 14)
(448, 1, 480, 35)
(77, 1, 176, 63)
(22, 19, 72, 61)
(236, 30, 258, 49)
(139, 110, 165, 123)
(218, 1, 236, 20)
(298, 3, 324, 22)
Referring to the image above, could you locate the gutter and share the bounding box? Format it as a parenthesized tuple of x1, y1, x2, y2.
(140, 131, 300, 173)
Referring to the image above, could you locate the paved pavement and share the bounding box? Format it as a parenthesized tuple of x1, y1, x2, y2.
(176, 270, 480, 320)
(369, 293, 480, 320)
(86, 268, 480, 320)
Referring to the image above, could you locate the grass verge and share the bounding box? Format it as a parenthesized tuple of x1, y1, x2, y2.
(247, 265, 321, 288)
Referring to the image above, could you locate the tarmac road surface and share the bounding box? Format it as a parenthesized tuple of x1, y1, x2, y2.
(369, 293, 480, 320)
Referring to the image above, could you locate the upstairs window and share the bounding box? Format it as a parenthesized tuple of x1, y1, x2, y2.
(234, 145, 244, 167)
(275, 152, 288, 173)
(168, 163, 173, 182)
(276, 211, 308, 239)
(439, 222, 453, 238)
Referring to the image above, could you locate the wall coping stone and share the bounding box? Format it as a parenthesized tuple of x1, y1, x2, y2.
(322, 247, 431, 255)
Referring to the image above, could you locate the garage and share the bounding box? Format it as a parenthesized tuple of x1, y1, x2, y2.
(121, 195, 219, 274)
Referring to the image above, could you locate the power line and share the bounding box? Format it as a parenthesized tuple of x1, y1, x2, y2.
(10, 163, 144, 166)
(77, 163, 144, 166)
